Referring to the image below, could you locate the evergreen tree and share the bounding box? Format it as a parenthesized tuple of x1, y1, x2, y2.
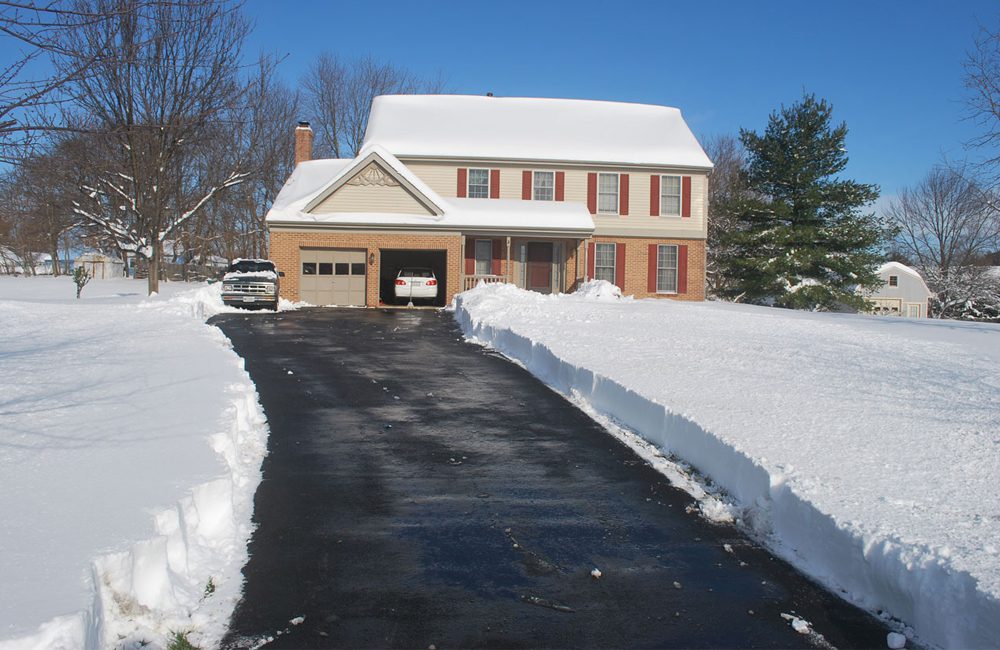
(721, 94, 890, 310)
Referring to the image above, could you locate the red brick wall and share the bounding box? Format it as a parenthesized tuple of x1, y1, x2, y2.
(583, 236, 706, 300)
(270, 229, 462, 306)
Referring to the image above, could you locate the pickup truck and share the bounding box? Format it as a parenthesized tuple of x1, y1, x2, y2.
(220, 258, 283, 311)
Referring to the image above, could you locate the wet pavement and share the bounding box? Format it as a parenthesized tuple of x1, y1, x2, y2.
(213, 308, 891, 649)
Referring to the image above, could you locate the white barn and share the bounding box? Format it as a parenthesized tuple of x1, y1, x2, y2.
(863, 261, 932, 318)
(75, 252, 125, 279)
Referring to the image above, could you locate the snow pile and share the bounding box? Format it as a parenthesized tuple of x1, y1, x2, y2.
(574, 279, 626, 301)
(0, 276, 271, 649)
(454, 283, 1000, 649)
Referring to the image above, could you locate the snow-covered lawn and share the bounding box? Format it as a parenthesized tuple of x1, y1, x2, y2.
(0, 276, 274, 649)
(455, 282, 1000, 650)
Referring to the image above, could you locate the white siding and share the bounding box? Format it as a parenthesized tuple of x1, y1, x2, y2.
(310, 181, 435, 216)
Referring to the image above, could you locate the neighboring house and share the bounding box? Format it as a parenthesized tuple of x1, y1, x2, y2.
(75, 252, 124, 279)
(863, 261, 932, 318)
(0, 248, 72, 275)
(266, 94, 713, 307)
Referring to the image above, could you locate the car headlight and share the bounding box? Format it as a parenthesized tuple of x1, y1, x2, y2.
(222, 283, 234, 291)
(265, 285, 275, 294)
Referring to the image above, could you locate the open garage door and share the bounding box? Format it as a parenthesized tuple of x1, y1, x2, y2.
(300, 249, 367, 306)
(379, 249, 448, 307)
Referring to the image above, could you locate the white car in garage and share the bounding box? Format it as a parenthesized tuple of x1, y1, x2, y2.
(394, 267, 438, 303)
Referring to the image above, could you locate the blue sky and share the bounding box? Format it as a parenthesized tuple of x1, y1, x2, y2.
(245, 0, 1000, 201)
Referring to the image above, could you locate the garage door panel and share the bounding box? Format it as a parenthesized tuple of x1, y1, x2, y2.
(300, 249, 367, 306)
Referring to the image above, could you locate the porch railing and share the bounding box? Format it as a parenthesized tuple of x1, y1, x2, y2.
(463, 274, 508, 291)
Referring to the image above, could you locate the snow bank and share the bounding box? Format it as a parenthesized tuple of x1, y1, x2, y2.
(0, 277, 275, 649)
(454, 283, 1000, 649)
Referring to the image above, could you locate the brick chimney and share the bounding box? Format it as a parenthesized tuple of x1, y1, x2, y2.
(294, 121, 313, 166)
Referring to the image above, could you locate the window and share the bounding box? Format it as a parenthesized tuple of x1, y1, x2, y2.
(475, 239, 493, 275)
(468, 168, 490, 198)
(533, 171, 554, 201)
(350, 263, 366, 275)
(656, 245, 678, 293)
(598, 173, 619, 214)
(335, 263, 349, 275)
(660, 175, 682, 216)
(889, 275, 898, 287)
(318, 262, 333, 275)
(302, 262, 317, 275)
(594, 243, 616, 284)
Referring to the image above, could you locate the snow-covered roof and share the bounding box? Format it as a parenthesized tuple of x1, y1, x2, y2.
(269, 158, 354, 215)
(876, 261, 924, 280)
(267, 146, 595, 236)
(362, 94, 713, 169)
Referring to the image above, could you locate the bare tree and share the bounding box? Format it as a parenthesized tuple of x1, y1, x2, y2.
(965, 22, 1000, 178)
(61, 0, 252, 294)
(303, 53, 443, 158)
(884, 165, 1000, 272)
(0, 1, 129, 162)
(702, 133, 750, 297)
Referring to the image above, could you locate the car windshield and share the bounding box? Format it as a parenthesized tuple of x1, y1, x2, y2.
(229, 260, 275, 274)
(399, 268, 433, 278)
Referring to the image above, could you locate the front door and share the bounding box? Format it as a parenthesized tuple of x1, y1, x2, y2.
(527, 242, 553, 294)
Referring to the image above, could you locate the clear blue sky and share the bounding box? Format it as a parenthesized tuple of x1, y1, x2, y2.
(245, 0, 1000, 202)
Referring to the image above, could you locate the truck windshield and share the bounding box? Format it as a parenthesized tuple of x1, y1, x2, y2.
(229, 260, 275, 274)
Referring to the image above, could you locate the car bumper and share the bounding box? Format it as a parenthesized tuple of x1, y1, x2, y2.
(394, 287, 438, 299)
(222, 294, 277, 306)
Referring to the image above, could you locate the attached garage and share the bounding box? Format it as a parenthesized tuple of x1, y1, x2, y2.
(299, 248, 367, 306)
(378, 249, 448, 307)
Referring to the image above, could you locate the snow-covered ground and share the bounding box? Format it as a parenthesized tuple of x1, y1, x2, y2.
(454, 282, 1000, 650)
(0, 276, 280, 649)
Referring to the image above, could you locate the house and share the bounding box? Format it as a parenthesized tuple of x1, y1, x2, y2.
(863, 261, 932, 318)
(266, 94, 713, 307)
(75, 252, 124, 279)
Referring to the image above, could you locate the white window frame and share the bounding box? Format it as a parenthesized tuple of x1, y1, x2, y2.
(474, 239, 493, 275)
(533, 170, 555, 201)
(468, 168, 490, 199)
(660, 175, 682, 217)
(656, 244, 678, 294)
(594, 242, 616, 284)
(597, 172, 619, 215)
(888, 275, 898, 287)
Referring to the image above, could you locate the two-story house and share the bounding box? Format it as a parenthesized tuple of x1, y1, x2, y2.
(266, 94, 713, 307)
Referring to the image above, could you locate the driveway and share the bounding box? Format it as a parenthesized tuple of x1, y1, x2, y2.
(213, 308, 890, 649)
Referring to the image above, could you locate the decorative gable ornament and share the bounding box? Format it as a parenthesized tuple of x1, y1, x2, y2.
(346, 163, 400, 187)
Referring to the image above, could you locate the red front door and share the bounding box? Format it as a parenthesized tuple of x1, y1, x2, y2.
(527, 242, 553, 293)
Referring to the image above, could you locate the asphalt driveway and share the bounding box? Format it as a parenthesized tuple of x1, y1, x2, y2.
(213, 308, 890, 649)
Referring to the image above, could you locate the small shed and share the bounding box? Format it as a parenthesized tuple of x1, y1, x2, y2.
(863, 262, 932, 318)
(75, 252, 124, 280)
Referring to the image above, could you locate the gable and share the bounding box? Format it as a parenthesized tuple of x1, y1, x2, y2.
(308, 161, 437, 217)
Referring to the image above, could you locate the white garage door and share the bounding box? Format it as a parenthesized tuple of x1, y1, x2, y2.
(300, 249, 367, 306)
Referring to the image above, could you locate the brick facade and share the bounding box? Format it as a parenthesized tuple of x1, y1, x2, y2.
(583, 236, 706, 301)
(269, 229, 463, 306)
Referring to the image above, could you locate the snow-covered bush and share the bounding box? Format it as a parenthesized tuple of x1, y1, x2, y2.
(923, 266, 1000, 321)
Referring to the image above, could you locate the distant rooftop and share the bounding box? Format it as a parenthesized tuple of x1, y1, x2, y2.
(361, 94, 713, 169)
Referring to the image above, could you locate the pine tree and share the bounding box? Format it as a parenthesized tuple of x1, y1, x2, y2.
(721, 94, 889, 310)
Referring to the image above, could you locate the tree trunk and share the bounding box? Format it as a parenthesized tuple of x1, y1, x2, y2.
(147, 244, 160, 294)
(50, 240, 61, 276)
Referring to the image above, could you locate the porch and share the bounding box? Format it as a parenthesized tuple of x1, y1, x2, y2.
(461, 235, 586, 294)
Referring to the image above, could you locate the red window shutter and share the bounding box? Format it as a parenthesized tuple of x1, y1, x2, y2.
(647, 244, 658, 293)
(615, 243, 626, 291)
(464, 239, 475, 275)
(587, 173, 597, 214)
(682, 176, 692, 218)
(522, 171, 532, 200)
(490, 169, 500, 199)
(555, 171, 565, 201)
(491, 239, 502, 275)
(457, 168, 467, 198)
(678, 244, 689, 293)
(650, 175, 660, 216)
(587, 242, 595, 279)
(619, 174, 629, 216)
